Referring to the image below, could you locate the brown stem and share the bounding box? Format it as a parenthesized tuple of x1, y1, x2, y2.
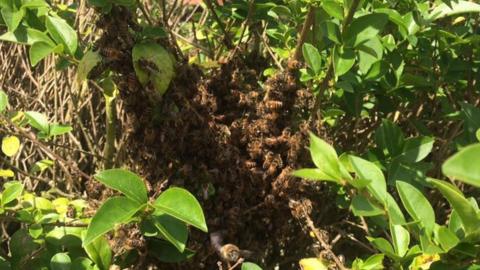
(293, 6, 316, 61)
(203, 0, 233, 49)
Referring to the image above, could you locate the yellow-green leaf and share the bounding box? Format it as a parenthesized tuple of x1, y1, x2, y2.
(2, 136, 20, 157)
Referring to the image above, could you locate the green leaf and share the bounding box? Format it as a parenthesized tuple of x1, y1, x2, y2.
(148, 239, 195, 263)
(355, 254, 384, 270)
(149, 213, 188, 252)
(10, 229, 40, 264)
(71, 257, 95, 270)
(94, 169, 148, 204)
(302, 43, 322, 75)
(45, 226, 83, 247)
(50, 253, 71, 270)
(442, 144, 480, 187)
(292, 168, 339, 183)
(48, 124, 73, 137)
(428, 178, 480, 235)
(322, 0, 343, 20)
(242, 262, 263, 270)
(132, 42, 175, 96)
(153, 187, 207, 232)
(333, 45, 355, 77)
(351, 195, 384, 217)
(390, 224, 410, 257)
(375, 8, 408, 36)
(349, 156, 387, 204)
(76, 50, 102, 85)
(46, 15, 78, 55)
(0, 26, 55, 46)
(434, 225, 459, 252)
(0, 169, 14, 178)
(364, 60, 388, 80)
(357, 37, 383, 75)
(308, 132, 344, 182)
(31, 159, 54, 174)
(1, 7, 24, 32)
(0, 90, 8, 113)
(386, 193, 406, 225)
(2, 135, 20, 157)
(398, 136, 434, 163)
(396, 181, 435, 235)
(428, 1, 480, 21)
(375, 119, 404, 157)
(25, 111, 49, 133)
(343, 13, 389, 47)
(84, 236, 111, 270)
(367, 237, 397, 259)
(83, 196, 144, 246)
(1, 181, 23, 206)
(29, 42, 60, 66)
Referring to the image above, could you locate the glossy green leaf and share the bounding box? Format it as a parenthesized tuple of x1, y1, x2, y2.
(83, 196, 144, 246)
(434, 225, 459, 252)
(351, 195, 384, 217)
(1, 7, 24, 32)
(292, 168, 340, 183)
(0, 90, 8, 113)
(76, 50, 102, 85)
(308, 132, 344, 182)
(2, 135, 20, 157)
(50, 253, 71, 270)
(333, 46, 355, 77)
(1, 181, 23, 206)
(150, 213, 188, 252)
(428, 178, 479, 235)
(343, 13, 389, 47)
(71, 257, 95, 270)
(45, 226, 83, 247)
(428, 1, 480, 21)
(0, 26, 55, 46)
(94, 169, 148, 204)
(350, 156, 387, 204)
(25, 111, 49, 133)
(396, 181, 435, 235)
(386, 193, 406, 225)
(367, 237, 397, 259)
(390, 224, 410, 257)
(46, 15, 78, 55)
(442, 144, 480, 187)
(398, 136, 434, 163)
(10, 229, 40, 263)
(357, 37, 383, 75)
(375, 119, 404, 157)
(352, 254, 384, 270)
(375, 8, 408, 35)
(84, 236, 112, 270)
(31, 159, 54, 174)
(302, 43, 322, 75)
(48, 124, 72, 137)
(132, 42, 175, 96)
(322, 0, 343, 20)
(242, 262, 262, 270)
(29, 42, 59, 66)
(364, 60, 388, 80)
(153, 187, 207, 232)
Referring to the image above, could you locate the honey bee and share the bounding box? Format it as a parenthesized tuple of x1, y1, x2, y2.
(219, 244, 241, 263)
(244, 160, 257, 169)
(265, 137, 284, 147)
(248, 141, 263, 159)
(101, 47, 124, 61)
(125, 73, 139, 91)
(265, 112, 280, 122)
(265, 100, 283, 110)
(138, 59, 159, 73)
(66, 205, 76, 218)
